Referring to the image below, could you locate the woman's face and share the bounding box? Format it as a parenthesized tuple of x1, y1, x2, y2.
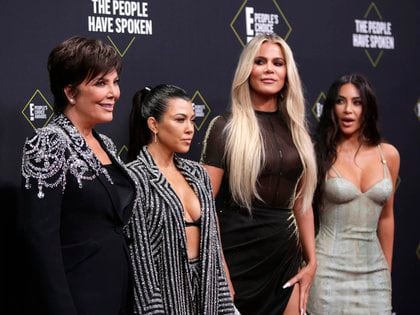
(249, 42, 287, 99)
(67, 69, 120, 126)
(334, 83, 363, 138)
(154, 98, 195, 154)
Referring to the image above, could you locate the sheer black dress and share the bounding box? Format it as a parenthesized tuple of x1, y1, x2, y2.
(201, 110, 303, 315)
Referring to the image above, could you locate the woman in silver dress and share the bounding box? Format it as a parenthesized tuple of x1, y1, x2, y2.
(307, 74, 400, 314)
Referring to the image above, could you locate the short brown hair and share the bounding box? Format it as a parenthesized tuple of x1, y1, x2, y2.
(47, 36, 122, 114)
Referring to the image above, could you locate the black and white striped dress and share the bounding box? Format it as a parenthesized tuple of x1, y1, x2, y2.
(125, 147, 235, 314)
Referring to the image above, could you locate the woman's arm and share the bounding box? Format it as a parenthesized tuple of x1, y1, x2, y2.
(203, 164, 236, 299)
(200, 115, 227, 197)
(283, 196, 317, 314)
(377, 143, 400, 271)
(22, 131, 77, 314)
(203, 165, 224, 197)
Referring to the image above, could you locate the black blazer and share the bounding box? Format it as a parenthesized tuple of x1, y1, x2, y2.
(21, 115, 135, 315)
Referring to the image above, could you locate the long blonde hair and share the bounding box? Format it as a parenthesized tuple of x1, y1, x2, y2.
(225, 33, 317, 212)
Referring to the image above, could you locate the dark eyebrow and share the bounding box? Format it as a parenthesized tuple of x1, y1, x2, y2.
(254, 56, 285, 62)
(174, 113, 196, 119)
(336, 95, 361, 100)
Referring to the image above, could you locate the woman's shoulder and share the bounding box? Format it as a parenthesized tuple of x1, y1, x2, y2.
(207, 112, 230, 129)
(97, 133, 117, 154)
(126, 157, 148, 176)
(29, 121, 67, 139)
(380, 143, 400, 161)
(23, 123, 69, 157)
(21, 125, 71, 194)
(202, 112, 230, 146)
(177, 157, 210, 180)
(379, 142, 400, 169)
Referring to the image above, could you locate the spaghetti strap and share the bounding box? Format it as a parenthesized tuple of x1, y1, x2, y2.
(330, 165, 342, 178)
(377, 144, 390, 178)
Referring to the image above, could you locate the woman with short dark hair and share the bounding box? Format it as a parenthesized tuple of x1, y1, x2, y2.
(21, 36, 135, 315)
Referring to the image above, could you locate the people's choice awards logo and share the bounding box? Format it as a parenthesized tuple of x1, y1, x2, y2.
(21, 90, 54, 130)
(191, 91, 211, 131)
(352, 2, 395, 67)
(231, 0, 291, 46)
(88, 0, 153, 56)
(311, 92, 326, 121)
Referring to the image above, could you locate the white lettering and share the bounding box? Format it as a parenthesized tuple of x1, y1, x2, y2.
(369, 35, 394, 49)
(88, 16, 114, 32)
(91, 0, 111, 14)
(29, 103, 35, 121)
(355, 19, 368, 33)
(112, 1, 148, 17)
(193, 104, 205, 117)
(253, 13, 278, 24)
(368, 21, 392, 35)
(255, 23, 274, 33)
(115, 18, 152, 34)
(245, 7, 254, 37)
(353, 33, 370, 48)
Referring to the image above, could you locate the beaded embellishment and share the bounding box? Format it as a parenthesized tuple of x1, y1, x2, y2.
(22, 114, 116, 199)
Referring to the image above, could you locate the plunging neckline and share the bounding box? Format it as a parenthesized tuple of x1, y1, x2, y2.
(326, 176, 391, 195)
(327, 144, 392, 194)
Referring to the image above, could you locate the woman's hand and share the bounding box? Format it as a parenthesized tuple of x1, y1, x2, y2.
(283, 261, 317, 315)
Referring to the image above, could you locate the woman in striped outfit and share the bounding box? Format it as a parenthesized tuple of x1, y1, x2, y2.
(125, 84, 235, 314)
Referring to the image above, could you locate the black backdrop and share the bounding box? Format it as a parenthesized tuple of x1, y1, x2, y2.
(1, 1, 419, 313)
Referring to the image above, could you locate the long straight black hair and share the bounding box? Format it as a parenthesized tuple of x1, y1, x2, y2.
(313, 74, 382, 215)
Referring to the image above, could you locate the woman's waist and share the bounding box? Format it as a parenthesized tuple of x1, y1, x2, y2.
(218, 205, 297, 248)
(317, 224, 380, 241)
(219, 202, 293, 216)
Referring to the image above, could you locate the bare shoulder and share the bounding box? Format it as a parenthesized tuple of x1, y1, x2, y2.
(381, 143, 400, 163)
(380, 143, 400, 175)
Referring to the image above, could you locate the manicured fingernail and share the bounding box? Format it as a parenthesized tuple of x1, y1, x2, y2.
(282, 282, 290, 289)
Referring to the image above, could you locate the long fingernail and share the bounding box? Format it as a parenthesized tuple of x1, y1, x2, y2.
(282, 282, 290, 289)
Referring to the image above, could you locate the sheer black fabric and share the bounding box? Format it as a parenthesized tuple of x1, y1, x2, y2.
(202, 111, 302, 209)
(201, 110, 303, 314)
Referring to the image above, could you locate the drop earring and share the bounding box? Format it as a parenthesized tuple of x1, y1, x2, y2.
(154, 132, 158, 143)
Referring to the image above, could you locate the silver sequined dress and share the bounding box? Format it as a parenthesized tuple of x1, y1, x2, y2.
(308, 146, 393, 315)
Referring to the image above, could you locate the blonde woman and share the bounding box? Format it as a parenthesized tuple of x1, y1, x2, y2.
(201, 33, 317, 315)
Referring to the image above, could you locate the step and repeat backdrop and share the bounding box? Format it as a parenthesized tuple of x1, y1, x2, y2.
(1, 1, 418, 313)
